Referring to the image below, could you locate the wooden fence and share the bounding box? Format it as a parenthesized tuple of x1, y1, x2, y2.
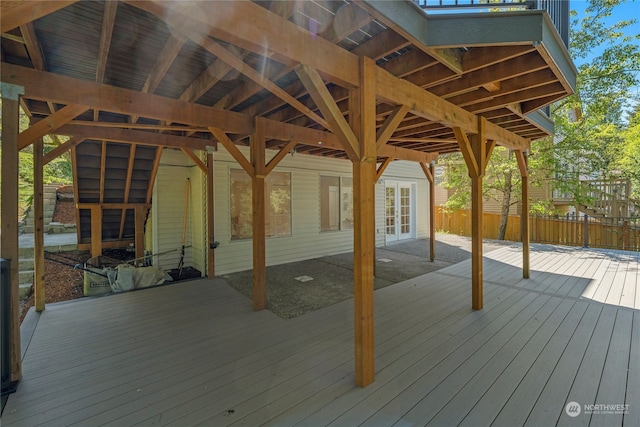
(435, 208, 640, 252)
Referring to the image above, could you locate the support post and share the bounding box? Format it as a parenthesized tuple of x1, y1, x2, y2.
(351, 57, 377, 387)
(515, 149, 530, 278)
(134, 206, 146, 262)
(1, 82, 24, 382)
(454, 118, 488, 310)
(206, 149, 216, 278)
(521, 174, 530, 278)
(34, 135, 45, 311)
(90, 205, 102, 258)
(469, 163, 483, 309)
(251, 119, 267, 311)
(429, 163, 436, 261)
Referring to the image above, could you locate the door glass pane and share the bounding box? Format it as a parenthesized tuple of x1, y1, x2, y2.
(400, 187, 410, 234)
(385, 186, 396, 235)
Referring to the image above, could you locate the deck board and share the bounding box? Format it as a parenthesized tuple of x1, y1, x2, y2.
(2, 245, 638, 427)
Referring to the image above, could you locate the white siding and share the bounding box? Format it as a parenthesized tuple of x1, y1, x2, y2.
(151, 149, 199, 273)
(154, 148, 432, 275)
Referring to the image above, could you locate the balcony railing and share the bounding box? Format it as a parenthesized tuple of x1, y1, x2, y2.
(414, 0, 570, 47)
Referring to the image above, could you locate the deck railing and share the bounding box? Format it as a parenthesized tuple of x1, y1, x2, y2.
(414, 0, 569, 47)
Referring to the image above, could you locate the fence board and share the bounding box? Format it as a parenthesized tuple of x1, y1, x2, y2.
(435, 208, 639, 252)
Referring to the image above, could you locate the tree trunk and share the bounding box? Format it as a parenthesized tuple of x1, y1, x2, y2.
(498, 168, 513, 240)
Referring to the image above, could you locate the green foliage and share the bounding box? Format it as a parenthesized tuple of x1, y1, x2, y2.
(1, 107, 73, 219)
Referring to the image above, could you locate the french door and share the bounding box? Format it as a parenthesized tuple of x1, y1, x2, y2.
(385, 181, 414, 242)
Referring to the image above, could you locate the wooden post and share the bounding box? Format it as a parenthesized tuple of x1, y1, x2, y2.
(1, 82, 24, 382)
(516, 150, 530, 279)
(251, 119, 267, 311)
(454, 119, 487, 310)
(420, 161, 437, 262)
(34, 135, 46, 311)
(351, 57, 377, 387)
(206, 148, 215, 278)
(469, 163, 483, 309)
(90, 205, 102, 258)
(134, 206, 146, 263)
(429, 163, 436, 262)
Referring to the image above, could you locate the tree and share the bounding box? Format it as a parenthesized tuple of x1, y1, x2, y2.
(440, 0, 640, 238)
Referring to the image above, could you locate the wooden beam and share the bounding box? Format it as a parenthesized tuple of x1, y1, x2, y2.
(376, 104, 410, 150)
(2, 63, 253, 134)
(453, 127, 480, 178)
(99, 140, 106, 204)
(33, 135, 45, 312)
(18, 104, 88, 150)
(146, 147, 163, 203)
(181, 147, 207, 173)
(352, 56, 377, 388)
(90, 200, 103, 257)
(131, 33, 187, 123)
(96, 0, 118, 83)
(77, 202, 151, 209)
(374, 66, 530, 152)
(378, 144, 436, 164)
(1, 83, 24, 382)
(265, 140, 296, 176)
(118, 144, 137, 240)
(485, 139, 497, 171)
(77, 239, 134, 252)
(179, 59, 234, 103)
(209, 127, 254, 177)
(71, 146, 81, 244)
(43, 136, 84, 165)
(376, 157, 392, 182)
(55, 124, 209, 150)
(251, 119, 267, 311)
(295, 64, 359, 160)
(133, 0, 359, 87)
(206, 150, 215, 278)
(1, 1, 78, 32)
(174, 28, 330, 130)
(20, 22, 46, 71)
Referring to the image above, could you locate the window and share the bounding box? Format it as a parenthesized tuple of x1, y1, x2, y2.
(230, 169, 291, 240)
(320, 176, 353, 231)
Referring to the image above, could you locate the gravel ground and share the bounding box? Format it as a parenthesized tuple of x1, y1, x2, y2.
(223, 233, 517, 319)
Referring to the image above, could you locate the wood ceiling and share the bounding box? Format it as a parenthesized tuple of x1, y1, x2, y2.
(1, 0, 576, 245)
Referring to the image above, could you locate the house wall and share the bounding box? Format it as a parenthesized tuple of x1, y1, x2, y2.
(151, 147, 431, 276)
(150, 149, 199, 273)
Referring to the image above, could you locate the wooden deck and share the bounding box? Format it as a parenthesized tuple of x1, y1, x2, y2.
(2, 244, 638, 426)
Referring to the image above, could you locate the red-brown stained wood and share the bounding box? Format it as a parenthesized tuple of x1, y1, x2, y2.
(251, 120, 267, 311)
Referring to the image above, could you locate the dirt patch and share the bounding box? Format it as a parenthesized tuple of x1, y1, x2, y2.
(20, 251, 89, 323)
(52, 185, 76, 224)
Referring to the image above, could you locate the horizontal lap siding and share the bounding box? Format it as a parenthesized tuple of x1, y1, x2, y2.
(213, 148, 357, 275)
(154, 150, 431, 275)
(153, 149, 197, 271)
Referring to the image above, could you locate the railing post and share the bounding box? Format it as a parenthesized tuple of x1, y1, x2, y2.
(583, 214, 589, 248)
